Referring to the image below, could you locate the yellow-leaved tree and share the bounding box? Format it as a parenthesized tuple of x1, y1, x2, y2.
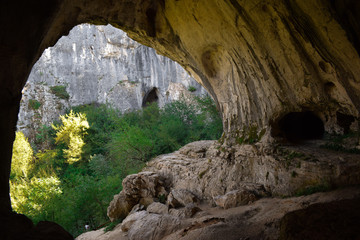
(10, 131, 62, 217)
(52, 110, 89, 164)
(10, 131, 33, 179)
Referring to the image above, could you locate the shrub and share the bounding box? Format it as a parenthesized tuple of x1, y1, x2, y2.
(28, 99, 41, 110)
(50, 85, 70, 100)
(35, 125, 56, 150)
(188, 86, 197, 92)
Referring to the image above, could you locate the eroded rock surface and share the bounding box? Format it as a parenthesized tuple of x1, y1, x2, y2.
(81, 140, 360, 240)
(107, 172, 167, 221)
(145, 140, 360, 198)
(76, 188, 360, 240)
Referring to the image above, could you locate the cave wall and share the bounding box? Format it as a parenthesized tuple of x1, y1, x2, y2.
(1, 0, 360, 216)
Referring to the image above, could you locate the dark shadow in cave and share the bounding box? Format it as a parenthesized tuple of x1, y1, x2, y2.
(278, 111, 325, 142)
(142, 87, 159, 107)
(336, 111, 355, 134)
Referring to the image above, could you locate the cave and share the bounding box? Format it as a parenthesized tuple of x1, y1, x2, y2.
(277, 112, 325, 142)
(142, 88, 159, 107)
(1, 0, 360, 239)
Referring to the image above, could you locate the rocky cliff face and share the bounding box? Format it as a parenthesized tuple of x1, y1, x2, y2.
(18, 24, 206, 139)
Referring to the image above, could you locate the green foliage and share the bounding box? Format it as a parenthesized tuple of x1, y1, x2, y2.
(52, 173, 122, 236)
(10, 175, 62, 221)
(28, 99, 41, 110)
(52, 110, 89, 164)
(295, 182, 332, 196)
(10, 96, 223, 237)
(104, 218, 123, 232)
(108, 96, 222, 164)
(235, 125, 266, 145)
(188, 86, 197, 92)
(71, 104, 120, 157)
(50, 85, 70, 100)
(34, 149, 63, 177)
(35, 124, 56, 151)
(158, 194, 166, 204)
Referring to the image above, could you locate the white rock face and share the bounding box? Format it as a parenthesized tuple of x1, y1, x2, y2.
(17, 24, 206, 138)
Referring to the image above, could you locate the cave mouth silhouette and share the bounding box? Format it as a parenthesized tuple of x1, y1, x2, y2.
(142, 87, 159, 107)
(278, 111, 325, 142)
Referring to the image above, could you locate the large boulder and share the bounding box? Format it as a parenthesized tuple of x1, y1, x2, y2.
(146, 202, 168, 215)
(107, 172, 167, 221)
(167, 189, 199, 208)
(212, 181, 270, 209)
(213, 190, 258, 209)
(127, 212, 183, 240)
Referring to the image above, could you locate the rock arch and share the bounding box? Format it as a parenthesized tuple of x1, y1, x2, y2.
(1, 0, 360, 237)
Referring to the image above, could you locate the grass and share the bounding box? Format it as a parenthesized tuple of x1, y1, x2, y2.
(50, 85, 70, 100)
(295, 182, 332, 196)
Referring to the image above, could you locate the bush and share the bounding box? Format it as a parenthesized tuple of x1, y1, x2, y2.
(35, 124, 56, 151)
(28, 99, 41, 110)
(108, 96, 222, 163)
(188, 86, 196, 92)
(50, 85, 70, 100)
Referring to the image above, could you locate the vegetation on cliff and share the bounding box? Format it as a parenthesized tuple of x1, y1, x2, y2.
(10, 96, 222, 236)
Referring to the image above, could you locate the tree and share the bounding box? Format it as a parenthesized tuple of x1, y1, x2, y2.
(11, 131, 33, 179)
(52, 110, 89, 164)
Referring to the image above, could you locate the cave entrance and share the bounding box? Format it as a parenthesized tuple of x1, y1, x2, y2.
(142, 87, 159, 107)
(278, 111, 325, 142)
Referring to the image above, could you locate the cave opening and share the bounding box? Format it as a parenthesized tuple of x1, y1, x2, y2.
(9, 22, 221, 238)
(336, 111, 355, 134)
(142, 87, 159, 107)
(277, 111, 325, 142)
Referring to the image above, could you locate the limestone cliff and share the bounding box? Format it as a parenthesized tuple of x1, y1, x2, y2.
(18, 24, 206, 139)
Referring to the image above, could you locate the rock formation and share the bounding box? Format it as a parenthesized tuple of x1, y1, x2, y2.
(77, 185, 360, 240)
(81, 140, 360, 240)
(18, 24, 206, 139)
(1, 0, 360, 239)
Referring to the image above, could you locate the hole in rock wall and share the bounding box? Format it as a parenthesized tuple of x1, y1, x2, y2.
(278, 111, 325, 142)
(336, 111, 355, 134)
(142, 87, 159, 107)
